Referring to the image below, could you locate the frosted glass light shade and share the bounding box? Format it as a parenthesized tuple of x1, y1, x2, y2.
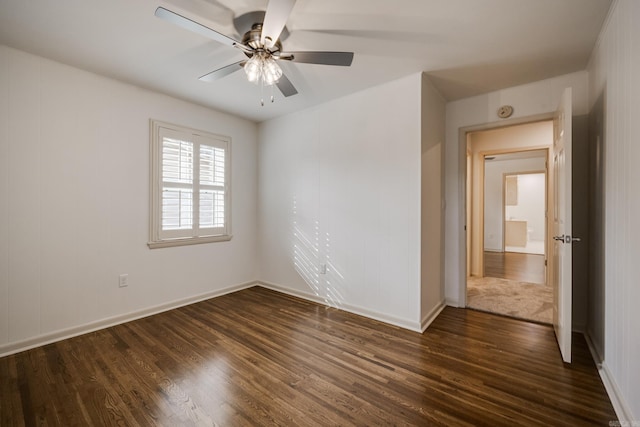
(243, 53, 282, 86)
(244, 55, 261, 84)
(262, 56, 283, 86)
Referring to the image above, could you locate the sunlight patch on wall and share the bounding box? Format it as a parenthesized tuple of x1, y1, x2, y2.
(292, 197, 321, 296)
(324, 232, 346, 308)
(291, 197, 346, 308)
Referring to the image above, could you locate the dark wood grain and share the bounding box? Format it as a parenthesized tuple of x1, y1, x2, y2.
(484, 251, 546, 284)
(0, 287, 616, 426)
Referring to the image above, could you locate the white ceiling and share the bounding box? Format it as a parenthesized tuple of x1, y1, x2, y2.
(0, 0, 611, 122)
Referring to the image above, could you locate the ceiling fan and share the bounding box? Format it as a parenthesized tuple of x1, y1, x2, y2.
(155, 0, 354, 105)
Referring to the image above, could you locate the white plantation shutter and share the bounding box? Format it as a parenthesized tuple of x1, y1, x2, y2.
(162, 138, 193, 232)
(199, 145, 226, 229)
(149, 120, 231, 247)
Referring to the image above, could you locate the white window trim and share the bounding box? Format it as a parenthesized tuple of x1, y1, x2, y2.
(148, 119, 232, 249)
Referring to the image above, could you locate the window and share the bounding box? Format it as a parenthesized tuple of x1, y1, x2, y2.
(148, 120, 231, 248)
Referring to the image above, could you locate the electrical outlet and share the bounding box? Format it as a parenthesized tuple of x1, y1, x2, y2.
(319, 264, 327, 275)
(119, 274, 129, 288)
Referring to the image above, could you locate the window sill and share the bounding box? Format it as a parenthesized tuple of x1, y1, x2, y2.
(147, 234, 232, 249)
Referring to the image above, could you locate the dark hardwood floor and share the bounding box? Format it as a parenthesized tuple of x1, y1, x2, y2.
(484, 251, 546, 284)
(0, 287, 616, 426)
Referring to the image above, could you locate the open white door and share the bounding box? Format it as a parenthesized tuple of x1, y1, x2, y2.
(552, 88, 574, 363)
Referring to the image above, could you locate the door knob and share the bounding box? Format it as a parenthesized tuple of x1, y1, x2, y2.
(553, 235, 581, 243)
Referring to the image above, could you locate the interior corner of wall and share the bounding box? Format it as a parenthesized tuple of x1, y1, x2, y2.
(444, 296, 460, 308)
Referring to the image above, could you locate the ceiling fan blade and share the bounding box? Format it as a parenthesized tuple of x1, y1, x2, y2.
(279, 51, 354, 66)
(276, 73, 298, 97)
(260, 0, 296, 49)
(199, 61, 245, 83)
(155, 7, 241, 47)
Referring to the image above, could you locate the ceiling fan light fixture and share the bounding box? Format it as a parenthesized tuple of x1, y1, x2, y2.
(244, 53, 282, 86)
(263, 56, 283, 85)
(155, 4, 354, 104)
(244, 55, 262, 84)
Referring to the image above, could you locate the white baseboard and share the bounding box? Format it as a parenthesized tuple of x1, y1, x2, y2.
(584, 331, 634, 423)
(257, 281, 424, 332)
(445, 297, 461, 308)
(584, 329, 604, 365)
(0, 280, 449, 357)
(421, 301, 446, 332)
(599, 362, 634, 423)
(0, 280, 258, 358)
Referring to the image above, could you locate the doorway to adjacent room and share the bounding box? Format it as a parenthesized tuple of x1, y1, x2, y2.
(465, 122, 553, 324)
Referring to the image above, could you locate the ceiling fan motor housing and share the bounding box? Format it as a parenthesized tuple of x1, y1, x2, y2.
(242, 23, 283, 56)
(234, 10, 290, 43)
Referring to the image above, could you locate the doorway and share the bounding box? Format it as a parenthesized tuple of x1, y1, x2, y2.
(465, 121, 553, 323)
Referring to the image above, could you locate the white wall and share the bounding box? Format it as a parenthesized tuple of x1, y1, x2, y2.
(0, 45, 259, 355)
(587, 0, 640, 421)
(421, 74, 446, 328)
(445, 71, 588, 304)
(485, 159, 546, 251)
(258, 74, 423, 331)
(504, 173, 546, 241)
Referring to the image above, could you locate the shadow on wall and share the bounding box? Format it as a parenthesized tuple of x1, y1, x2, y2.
(586, 89, 605, 361)
(291, 197, 347, 308)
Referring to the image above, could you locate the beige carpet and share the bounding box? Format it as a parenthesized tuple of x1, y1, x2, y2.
(467, 276, 553, 324)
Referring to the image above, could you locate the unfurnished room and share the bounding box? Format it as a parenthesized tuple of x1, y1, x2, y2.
(0, 0, 639, 425)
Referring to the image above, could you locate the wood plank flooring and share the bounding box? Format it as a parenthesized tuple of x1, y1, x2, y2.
(484, 251, 546, 284)
(0, 287, 616, 426)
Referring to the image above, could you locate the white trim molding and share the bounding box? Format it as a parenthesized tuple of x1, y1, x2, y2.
(1, 280, 437, 358)
(585, 331, 634, 424)
(148, 233, 232, 249)
(421, 301, 446, 332)
(445, 297, 462, 308)
(257, 281, 424, 333)
(0, 281, 257, 358)
(599, 362, 635, 424)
